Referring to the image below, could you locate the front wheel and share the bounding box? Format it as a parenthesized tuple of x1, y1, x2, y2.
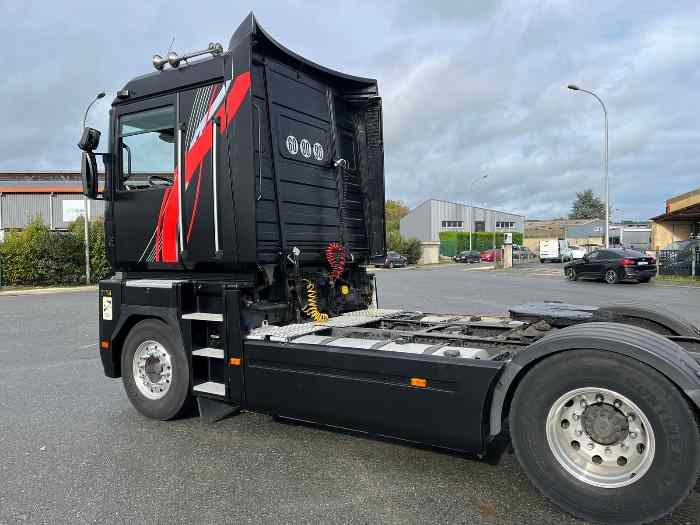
(564, 267, 577, 281)
(605, 268, 620, 284)
(510, 350, 700, 524)
(121, 318, 193, 420)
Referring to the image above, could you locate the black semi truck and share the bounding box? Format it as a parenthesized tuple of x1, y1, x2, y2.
(78, 14, 700, 524)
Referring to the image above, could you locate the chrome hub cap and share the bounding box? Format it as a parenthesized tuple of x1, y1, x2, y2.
(546, 387, 655, 488)
(132, 340, 173, 400)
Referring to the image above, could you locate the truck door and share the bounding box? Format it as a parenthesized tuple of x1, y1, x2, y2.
(112, 95, 180, 269)
(111, 82, 237, 270)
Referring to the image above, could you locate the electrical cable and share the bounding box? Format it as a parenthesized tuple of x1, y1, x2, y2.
(325, 242, 346, 281)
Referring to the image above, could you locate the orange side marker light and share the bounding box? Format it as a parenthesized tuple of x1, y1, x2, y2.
(100, 341, 110, 349)
(410, 377, 428, 388)
(229, 357, 241, 367)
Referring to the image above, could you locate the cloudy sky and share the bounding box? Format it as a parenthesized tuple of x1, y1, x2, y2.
(2, 1, 698, 220)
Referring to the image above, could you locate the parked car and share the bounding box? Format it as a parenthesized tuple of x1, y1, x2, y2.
(561, 244, 587, 262)
(513, 245, 534, 260)
(480, 249, 502, 263)
(374, 251, 408, 268)
(454, 250, 481, 263)
(564, 248, 656, 284)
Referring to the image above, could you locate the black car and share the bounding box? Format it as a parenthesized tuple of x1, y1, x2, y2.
(454, 250, 481, 263)
(374, 251, 408, 269)
(564, 248, 656, 284)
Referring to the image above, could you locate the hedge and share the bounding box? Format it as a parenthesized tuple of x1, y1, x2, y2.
(387, 231, 423, 264)
(439, 231, 523, 257)
(0, 217, 111, 287)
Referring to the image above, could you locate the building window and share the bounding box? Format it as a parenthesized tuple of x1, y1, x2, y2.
(474, 221, 485, 232)
(496, 221, 516, 229)
(441, 220, 463, 228)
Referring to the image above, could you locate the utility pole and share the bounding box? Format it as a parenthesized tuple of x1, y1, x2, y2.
(468, 174, 488, 251)
(568, 84, 609, 248)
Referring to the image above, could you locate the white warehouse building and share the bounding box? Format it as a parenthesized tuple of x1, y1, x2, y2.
(400, 199, 526, 263)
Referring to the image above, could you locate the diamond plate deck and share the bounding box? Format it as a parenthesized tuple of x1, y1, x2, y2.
(245, 309, 405, 342)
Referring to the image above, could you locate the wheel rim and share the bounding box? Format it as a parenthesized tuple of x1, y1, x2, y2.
(132, 339, 173, 400)
(565, 268, 574, 280)
(606, 270, 617, 283)
(546, 387, 655, 488)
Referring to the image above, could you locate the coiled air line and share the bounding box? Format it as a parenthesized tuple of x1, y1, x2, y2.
(302, 279, 329, 322)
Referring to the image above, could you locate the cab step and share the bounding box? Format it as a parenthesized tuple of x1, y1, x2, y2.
(193, 381, 226, 396)
(182, 312, 223, 322)
(191, 347, 224, 359)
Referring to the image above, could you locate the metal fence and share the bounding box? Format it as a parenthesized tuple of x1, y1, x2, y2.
(656, 249, 700, 277)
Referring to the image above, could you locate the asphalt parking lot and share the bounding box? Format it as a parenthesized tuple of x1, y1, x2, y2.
(1, 267, 699, 524)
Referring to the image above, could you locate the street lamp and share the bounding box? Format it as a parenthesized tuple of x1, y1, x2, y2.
(568, 84, 609, 248)
(81, 91, 106, 284)
(468, 174, 489, 251)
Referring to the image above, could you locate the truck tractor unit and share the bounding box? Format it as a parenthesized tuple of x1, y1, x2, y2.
(79, 14, 700, 525)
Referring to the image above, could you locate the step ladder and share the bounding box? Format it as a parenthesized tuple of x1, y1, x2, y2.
(183, 309, 227, 398)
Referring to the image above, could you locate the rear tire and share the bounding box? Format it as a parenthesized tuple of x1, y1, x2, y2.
(510, 350, 700, 525)
(605, 268, 620, 284)
(121, 318, 193, 420)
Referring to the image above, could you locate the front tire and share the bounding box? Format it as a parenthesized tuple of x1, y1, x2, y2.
(121, 318, 193, 420)
(510, 350, 700, 525)
(605, 268, 620, 284)
(564, 267, 577, 281)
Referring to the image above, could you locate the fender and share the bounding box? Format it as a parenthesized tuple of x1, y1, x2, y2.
(488, 322, 700, 437)
(101, 304, 185, 378)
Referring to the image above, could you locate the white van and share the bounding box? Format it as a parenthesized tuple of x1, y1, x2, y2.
(539, 239, 568, 263)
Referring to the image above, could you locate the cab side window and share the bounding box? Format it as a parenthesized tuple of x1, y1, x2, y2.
(119, 106, 175, 190)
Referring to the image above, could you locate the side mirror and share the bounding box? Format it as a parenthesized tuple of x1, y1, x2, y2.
(78, 127, 101, 152)
(81, 151, 99, 199)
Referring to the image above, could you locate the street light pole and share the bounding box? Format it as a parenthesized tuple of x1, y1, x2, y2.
(81, 91, 105, 284)
(568, 84, 609, 248)
(468, 174, 489, 251)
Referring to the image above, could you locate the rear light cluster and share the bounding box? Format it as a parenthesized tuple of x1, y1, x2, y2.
(621, 258, 637, 267)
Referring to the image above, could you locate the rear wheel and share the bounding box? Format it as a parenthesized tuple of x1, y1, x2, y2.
(121, 319, 193, 420)
(510, 350, 700, 524)
(388, 262, 394, 269)
(605, 268, 620, 284)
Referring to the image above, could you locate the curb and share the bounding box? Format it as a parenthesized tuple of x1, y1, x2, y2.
(0, 285, 98, 297)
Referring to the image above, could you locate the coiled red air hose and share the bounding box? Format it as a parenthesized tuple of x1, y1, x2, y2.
(325, 242, 346, 281)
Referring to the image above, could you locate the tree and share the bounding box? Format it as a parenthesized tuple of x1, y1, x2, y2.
(385, 200, 410, 238)
(569, 189, 606, 220)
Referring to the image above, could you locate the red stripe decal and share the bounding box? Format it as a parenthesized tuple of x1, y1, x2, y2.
(156, 71, 251, 263)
